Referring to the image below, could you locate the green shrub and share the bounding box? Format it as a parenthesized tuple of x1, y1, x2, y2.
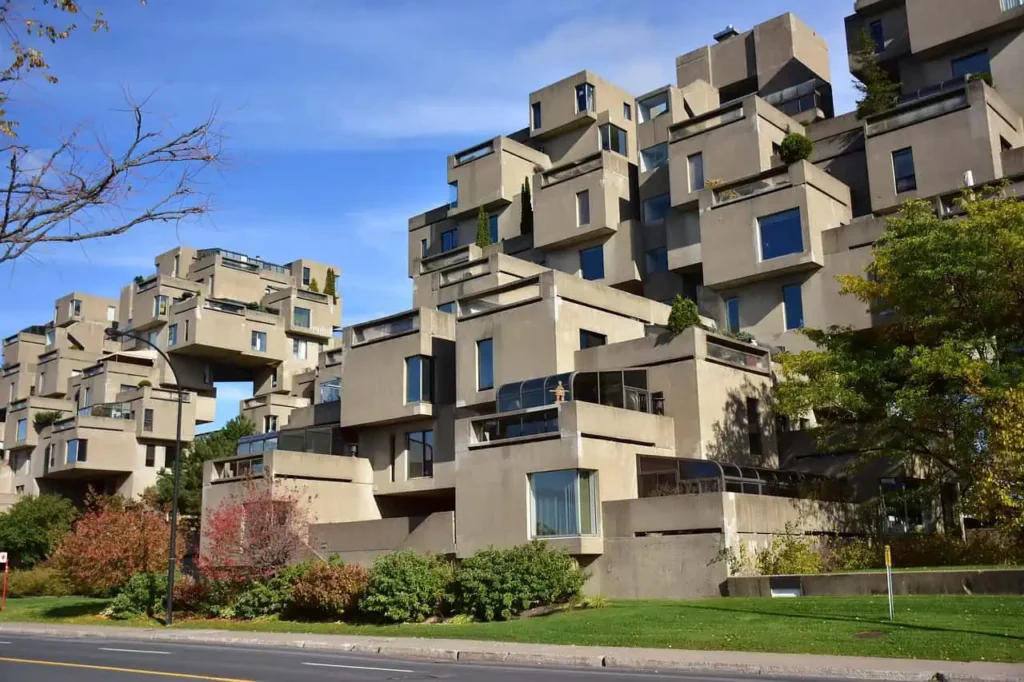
(232, 562, 314, 620)
(779, 132, 814, 164)
(666, 295, 701, 335)
(33, 410, 66, 433)
(6, 567, 72, 597)
(0, 494, 77, 568)
(288, 562, 370, 621)
(823, 538, 879, 572)
(360, 551, 454, 623)
(754, 527, 823, 576)
(106, 572, 167, 620)
(137, 380, 152, 388)
(969, 72, 993, 87)
(453, 542, 587, 621)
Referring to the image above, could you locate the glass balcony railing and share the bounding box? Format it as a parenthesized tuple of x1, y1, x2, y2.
(706, 339, 771, 372)
(713, 172, 793, 205)
(319, 378, 341, 403)
(196, 248, 290, 276)
(353, 313, 419, 345)
(672, 104, 744, 140)
(78, 402, 134, 420)
(454, 141, 494, 165)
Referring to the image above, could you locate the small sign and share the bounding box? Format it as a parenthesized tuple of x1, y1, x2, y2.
(884, 545, 892, 568)
(0, 552, 6, 564)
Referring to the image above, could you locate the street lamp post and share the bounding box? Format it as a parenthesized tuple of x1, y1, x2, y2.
(105, 327, 183, 626)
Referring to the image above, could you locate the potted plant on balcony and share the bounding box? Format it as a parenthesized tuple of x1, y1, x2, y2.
(779, 132, 814, 165)
(33, 410, 66, 433)
(667, 295, 703, 335)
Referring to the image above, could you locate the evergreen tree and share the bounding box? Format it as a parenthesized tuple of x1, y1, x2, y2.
(853, 29, 900, 118)
(520, 179, 534, 235)
(308, 278, 320, 293)
(475, 206, 492, 248)
(324, 269, 337, 298)
(667, 295, 701, 335)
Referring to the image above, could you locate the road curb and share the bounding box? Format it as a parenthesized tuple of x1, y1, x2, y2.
(1, 622, 1022, 681)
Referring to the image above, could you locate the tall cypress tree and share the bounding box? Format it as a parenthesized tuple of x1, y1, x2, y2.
(520, 179, 534, 235)
(853, 29, 900, 118)
(324, 269, 337, 299)
(475, 206, 491, 247)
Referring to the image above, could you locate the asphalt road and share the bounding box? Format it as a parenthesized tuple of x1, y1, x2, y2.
(0, 633, 856, 682)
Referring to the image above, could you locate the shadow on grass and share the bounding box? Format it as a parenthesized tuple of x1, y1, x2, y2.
(39, 602, 109, 619)
(679, 603, 1024, 643)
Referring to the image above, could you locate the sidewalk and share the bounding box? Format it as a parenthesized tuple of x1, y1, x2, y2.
(2, 621, 1023, 681)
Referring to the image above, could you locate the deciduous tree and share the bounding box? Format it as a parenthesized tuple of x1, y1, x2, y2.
(0, 494, 76, 568)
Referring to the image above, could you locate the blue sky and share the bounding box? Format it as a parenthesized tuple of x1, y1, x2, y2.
(0, 0, 858, 426)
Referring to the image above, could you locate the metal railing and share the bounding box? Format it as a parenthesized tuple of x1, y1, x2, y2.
(196, 248, 290, 276)
(78, 401, 134, 419)
(706, 339, 771, 373)
(671, 103, 744, 140)
(353, 313, 419, 345)
(1002, 0, 1024, 12)
(454, 140, 494, 165)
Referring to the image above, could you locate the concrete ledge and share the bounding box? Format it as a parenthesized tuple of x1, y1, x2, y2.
(1, 622, 1022, 682)
(727, 568, 1024, 597)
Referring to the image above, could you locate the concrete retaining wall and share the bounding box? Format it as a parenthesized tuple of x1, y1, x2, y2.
(586, 534, 729, 600)
(727, 568, 1024, 597)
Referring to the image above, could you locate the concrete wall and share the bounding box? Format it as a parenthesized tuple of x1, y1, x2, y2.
(728, 568, 1024, 597)
(588, 534, 728, 599)
(309, 512, 456, 566)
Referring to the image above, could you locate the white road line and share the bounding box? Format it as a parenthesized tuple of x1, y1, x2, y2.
(0, 642, 10, 645)
(302, 661, 415, 673)
(99, 647, 171, 655)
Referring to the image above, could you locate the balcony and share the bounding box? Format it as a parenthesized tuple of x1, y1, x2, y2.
(350, 311, 419, 346)
(2, 327, 48, 368)
(533, 151, 632, 250)
(445, 137, 548, 219)
(905, 0, 1024, 56)
(195, 248, 290, 276)
(698, 161, 853, 289)
(45, 414, 139, 477)
(419, 244, 482, 276)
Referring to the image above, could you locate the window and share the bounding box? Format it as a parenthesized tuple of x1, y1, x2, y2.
(575, 82, 595, 113)
(146, 329, 159, 347)
(69, 299, 81, 317)
(892, 147, 917, 193)
(488, 214, 499, 244)
(251, 330, 267, 352)
(302, 267, 311, 286)
(46, 328, 55, 346)
(530, 470, 598, 537)
(579, 329, 607, 349)
(420, 238, 428, 258)
(575, 190, 590, 226)
(531, 101, 542, 129)
(46, 445, 55, 469)
(168, 324, 179, 347)
(441, 229, 458, 252)
(637, 92, 669, 123)
(407, 429, 434, 478)
(579, 245, 604, 281)
(688, 152, 705, 191)
(448, 181, 459, 208)
(389, 434, 397, 482)
(107, 305, 116, 322)
(293, 307, 311, 328)
(292, 338, 307, 360)
(759, 208, 804, 260)
(869, 20, 885, 53)
(476, 338, 494, 390)
(405, 355, 433, 403)
(67, 439, 87, 464)
(623, 102, 632, 121)
(783, 284, 804, 330)
(264, 415, 278, 433)
(165, 446, 176, 469)
(184, 319, 190, 342)
(173, 254, 180, 277)
(645, 247, 668, 274)
(153, 295, 168, 316)
(726, 297, 741, 334)
(642, 194, 670, 225)
(438, 302, 456, 314)
(951, 50, 990, 79)
(1003, 0, 1024, 11)
(639, 143, 668, 173)
(83, 386, 91, 406)
(16, 419, 26, 441)
(119, 383, 135, 394)
(143, 408, 154, 432)
(600, 124, 627, 155)
(271, 373, 279, 389)
(37, 372, 45, 394)
(746, 398, 763, 456)
(145, 445, 156, 467)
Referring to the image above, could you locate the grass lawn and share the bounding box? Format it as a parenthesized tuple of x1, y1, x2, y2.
(2, 595, 1023, 663)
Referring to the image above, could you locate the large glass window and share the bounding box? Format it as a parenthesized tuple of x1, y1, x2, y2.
(869, 20, 885, 53)
(251, 330, 267, 352)
(69, 299, 82, 317)
(646, 247, 668, 274)
(639, 143, 668, 173)
(575, 82, 595, 113)
(530, 470, 598, 537)
(293, 307, 311, 328)
(441, 229, 459, 252)
(292, 338, 307, 360)
(758, 208, 803, 260)
(66, 439, 87, 464)
(623, 102, 632, 120)
(575, 190, 590, 226)
(783, 284, 804, 330)
(438, 302, 456, 314)
(727, 297, 741, 334)
(407, 429, 434, 478)
(579, 329, 607, 350)
(168, 324, 178, 346)
(688, 152, 705, 191)
(531, 101, 542, 129)
(143, 408, 154, 432)
(951, 50, 990, 79)
(405, 355, 433, 403)
(16, 419, 27, 441)
(302, 267, 311, 286)
(642, 193, 670, 224)
(264, 415, 278, 433)
(448, 181, 458, 208)
(488, 214, 498, 244)
(892, 147, 917, 193)
(579, 245, 604, 281)
(600, 124, 627, 156)
(153, 295, 168, 316)
(477, 338, 494, 390)
(637, 92, 669, 123)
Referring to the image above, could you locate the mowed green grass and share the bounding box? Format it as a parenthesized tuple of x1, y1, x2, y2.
(4, 595, 1024, 663)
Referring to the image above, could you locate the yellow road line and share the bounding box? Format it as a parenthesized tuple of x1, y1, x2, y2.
(0, 655, 253, 681)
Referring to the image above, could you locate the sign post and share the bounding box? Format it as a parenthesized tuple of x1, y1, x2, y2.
(885, 545, 894, 621)
(0, 552, 8, 613)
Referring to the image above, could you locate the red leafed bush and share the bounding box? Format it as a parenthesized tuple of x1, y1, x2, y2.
(50, 495, 183, 597)
(287, 562, 370, 620)
(199, 479, 311, 585)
